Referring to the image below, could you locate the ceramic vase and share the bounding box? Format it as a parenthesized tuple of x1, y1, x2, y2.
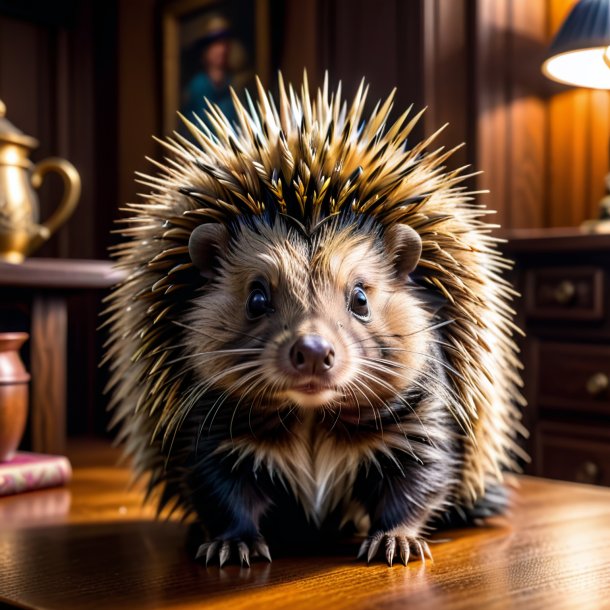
(0, 332, 30, 461)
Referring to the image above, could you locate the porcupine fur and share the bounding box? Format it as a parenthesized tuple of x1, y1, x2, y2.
(103, 74, 526, 567)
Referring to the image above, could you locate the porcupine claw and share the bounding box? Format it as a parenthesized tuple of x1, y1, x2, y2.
(358, 533, 433, 567)
(219, 541, 231, 567)
(253, 539, 272, 563)
(237, 541, 250, 567)
(195, 536, 272, 567)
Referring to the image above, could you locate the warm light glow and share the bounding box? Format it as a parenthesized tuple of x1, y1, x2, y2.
(542, 47, 610, 89)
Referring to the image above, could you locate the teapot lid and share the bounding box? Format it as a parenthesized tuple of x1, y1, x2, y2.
(0, 99, 39, 149)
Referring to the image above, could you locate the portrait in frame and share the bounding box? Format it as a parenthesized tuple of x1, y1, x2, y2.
(161, 0, 271, 137)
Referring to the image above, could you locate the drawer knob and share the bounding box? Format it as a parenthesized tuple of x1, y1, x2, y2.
(553, 280, 576, 304)
(585, 372, 609, 396)
(575, 460, 600, 484)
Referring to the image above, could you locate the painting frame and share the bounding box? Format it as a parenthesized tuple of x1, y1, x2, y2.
(161, 0, 271, 136)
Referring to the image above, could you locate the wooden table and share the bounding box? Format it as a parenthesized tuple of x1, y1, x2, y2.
(0, 259, 125, 454)
(1, 442, 610, 610)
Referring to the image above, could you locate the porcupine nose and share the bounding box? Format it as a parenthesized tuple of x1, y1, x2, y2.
(289, 335, 335, 375)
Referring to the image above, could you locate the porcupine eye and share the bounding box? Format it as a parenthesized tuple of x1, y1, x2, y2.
(349, 285, 371, 321)
(246, 281, 271, 320)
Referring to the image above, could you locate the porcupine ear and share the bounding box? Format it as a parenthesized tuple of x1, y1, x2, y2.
(384, 224, 422, 282)
(188, 223, 229, 280)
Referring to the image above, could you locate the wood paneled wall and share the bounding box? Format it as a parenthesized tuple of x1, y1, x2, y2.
(282, 0, 610, 231)
(464, 0, 608, 229)
(2, 0, 607, 251)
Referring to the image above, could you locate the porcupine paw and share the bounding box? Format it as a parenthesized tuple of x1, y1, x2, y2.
(195, 536, 272, 568)
(357, 530, 433, 567)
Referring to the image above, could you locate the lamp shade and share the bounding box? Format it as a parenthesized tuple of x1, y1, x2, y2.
(542, 0, 610, 89)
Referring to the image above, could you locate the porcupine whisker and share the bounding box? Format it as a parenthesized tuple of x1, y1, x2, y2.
(403, 319, 456, 337)
(277, 405, 293, 434)
(172, 320, 221, 340)
(172, 320, 266, 349)
(164, 347, 264, 367)
(209, 326, 273, 345)
(187, 361, 262, 425)
(352, 363, 436, 445)
(169, 381, 225, 453)
(351, 364, 420, 453)
(228, 373, 278, 442)
(171, 362, 260, 449)
(267, 377, 297, 434)
(357, 356, 456, 400)
(158, 350, 262, 389)
(427, 339, 462, 353)
(343, 382, 362, 426)
(346, 341, 463, 385)
(205, 326, 269, 345)
(347, 333, 462, 361)
(195, 371, 262, 455)
(349, 375, 383, 434)
(140, 342, 192, 357)
(358, 356, 461, 405)
(348, 336, 463, 380)
(280, 401, 299, 421)
(344, 333, 407, 349)
(164, 378, 209, 463)
(346, 356, 462, 416)
(331, 400, 352, 439)
(166, 376, 209, 432)
(368, 349, 463, 379)
(327, 395, 344, 434)
(369, 370, 458, 431)
(248, 378, 276, 437)
(200, 368, 263, 437)
(229, 384, 257, 442)
(209, 367, 267, 426)
(363, 368, 459, 446)
(187, 308, 272, 344)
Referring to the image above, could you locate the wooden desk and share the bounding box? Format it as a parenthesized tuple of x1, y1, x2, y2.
(503, 229, 610, 486)
(1, 442, 610, 609)
(0, 259, 125, 454)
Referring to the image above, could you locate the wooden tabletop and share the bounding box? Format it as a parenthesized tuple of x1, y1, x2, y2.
(1, 442, 610, 610)
(0, 258, 125, 289)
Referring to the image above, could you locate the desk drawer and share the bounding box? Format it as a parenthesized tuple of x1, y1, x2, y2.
(525, 266, 604, 320)
(538, 423, 610, 486)
(536, 342, 610, 414)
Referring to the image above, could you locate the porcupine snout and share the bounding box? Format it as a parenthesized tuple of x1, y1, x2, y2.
(289, 334, 336, 375)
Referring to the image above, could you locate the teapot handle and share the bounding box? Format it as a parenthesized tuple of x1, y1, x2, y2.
(28, 157, 81, 254)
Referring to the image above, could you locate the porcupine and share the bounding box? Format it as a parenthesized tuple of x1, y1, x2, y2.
(104, 74, 526, 568)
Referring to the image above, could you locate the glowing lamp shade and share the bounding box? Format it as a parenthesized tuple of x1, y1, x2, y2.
(542, 0, 610, 90)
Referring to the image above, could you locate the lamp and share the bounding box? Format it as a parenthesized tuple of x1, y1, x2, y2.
(543, 0, 610, 89)
(542, 0, 610, 231)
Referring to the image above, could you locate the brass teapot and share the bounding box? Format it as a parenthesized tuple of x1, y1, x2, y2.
(0, 99, 80, 263)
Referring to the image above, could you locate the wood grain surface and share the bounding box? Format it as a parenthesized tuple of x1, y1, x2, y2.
(1, 441, 610, 610)
(0, 259, 125, 290)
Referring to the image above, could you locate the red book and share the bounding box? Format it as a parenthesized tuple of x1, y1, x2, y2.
(0, 452, 72, 496)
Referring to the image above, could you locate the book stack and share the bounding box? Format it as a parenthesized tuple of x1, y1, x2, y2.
(0, 452, 72, 496)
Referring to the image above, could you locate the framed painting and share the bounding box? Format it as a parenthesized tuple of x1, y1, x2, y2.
(161, 0, 271, 136)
